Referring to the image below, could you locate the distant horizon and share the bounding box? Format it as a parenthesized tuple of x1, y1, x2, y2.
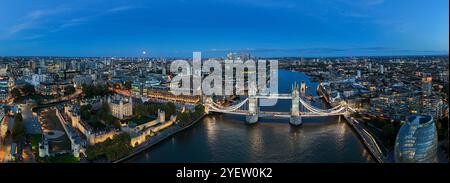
(0, 52, 448, 59)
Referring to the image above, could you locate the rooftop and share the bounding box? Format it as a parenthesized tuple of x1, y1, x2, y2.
(407, 115, 433, 125)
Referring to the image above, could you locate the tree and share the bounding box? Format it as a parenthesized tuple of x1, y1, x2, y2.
(53, 74, 60, 82)
(193, 104, 205, 119)
(164, 102, 176, 117)
(97, 103, 110, 119)
(22, 83, 36, 96)
(11, 113, 26, 143)
(82, 84, 110, 98)
(177, 110, 192, 126)
(81, 84, 93, 97)
(65, 85, 76, 96)
(444, 85, 449, 95)
(88, 115, 103, 130)
(382, 123, 396, 146)
(195, 104, 205, 114)
(86, 133, 132, 161)
(80, 104, 92, 120)
(124, 81, 132, 90)
(135, 104, 148, 117)
(11, 88, 21, 99)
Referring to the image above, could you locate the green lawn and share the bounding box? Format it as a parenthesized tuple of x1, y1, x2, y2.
(29, 134, 42, 153)
(129, 116, 156, 126)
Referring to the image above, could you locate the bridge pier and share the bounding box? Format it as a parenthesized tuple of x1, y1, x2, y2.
(247, 89, 259, 124)
(245, 86, 259, 124)
(290, 116, 302, 126)
(246, 114, 259, 124)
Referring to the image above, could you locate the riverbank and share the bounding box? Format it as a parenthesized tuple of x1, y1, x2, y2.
(316, 78, 386, 163)
(343, 115, 386, 163)
(114, 114, 205, 163)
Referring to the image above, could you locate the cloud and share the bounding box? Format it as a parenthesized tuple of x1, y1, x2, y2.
(51, 5, 134, 32)
(106, 5, 133, 13)
(0, 7, 70, 39)
(7, 21, 34, 35)
(217, 0, 297, 9)
(338, 0, 385, 8)
(361, 0, 385, 7)
(19, 34, 45, 40)
(1, 5, 134, 39)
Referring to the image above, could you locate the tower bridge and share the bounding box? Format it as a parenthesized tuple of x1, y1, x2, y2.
(204, 83, 348, 125)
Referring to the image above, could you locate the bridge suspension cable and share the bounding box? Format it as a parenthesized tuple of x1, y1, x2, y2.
(298, 97, 346, 115)
(208, 98, 249, 112)
(207, 95, 346, 116)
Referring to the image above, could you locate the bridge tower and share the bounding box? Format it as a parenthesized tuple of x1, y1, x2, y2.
(204, 96, 212, 114)
(290, 83, 302, 126)
(246, 85, 259, 124)
(300, 80, 306, 94)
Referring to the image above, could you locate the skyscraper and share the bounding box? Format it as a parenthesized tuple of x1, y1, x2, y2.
(193, 51, 202, 77)
(421, 76, 433, 96)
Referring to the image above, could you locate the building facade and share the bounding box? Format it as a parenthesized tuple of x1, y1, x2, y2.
(108, 94, 133, 119)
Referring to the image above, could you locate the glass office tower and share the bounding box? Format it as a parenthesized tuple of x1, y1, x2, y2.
(395, 115, 438, 163)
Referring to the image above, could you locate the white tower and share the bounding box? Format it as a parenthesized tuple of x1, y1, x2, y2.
(157, 109, 165, 123)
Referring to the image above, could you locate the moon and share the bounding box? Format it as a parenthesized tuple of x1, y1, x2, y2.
(142, 50, 147, 55)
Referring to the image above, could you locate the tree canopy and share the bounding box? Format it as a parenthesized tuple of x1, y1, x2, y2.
(11, 87, 21, 99)
(21, 83, 36, 96)
(85, 133, 133, 161)
(64, 85, 76, 96)
(81, 84, 110, 98)
(11, 113, 26, 143)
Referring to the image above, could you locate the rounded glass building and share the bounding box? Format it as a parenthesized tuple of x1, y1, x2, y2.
(394, 115, 438, 163)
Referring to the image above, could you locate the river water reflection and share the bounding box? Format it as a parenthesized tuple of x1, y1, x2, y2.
(128, 70, 374, 163)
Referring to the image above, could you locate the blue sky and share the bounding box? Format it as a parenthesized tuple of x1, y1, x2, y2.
(0, 0, 448, 57)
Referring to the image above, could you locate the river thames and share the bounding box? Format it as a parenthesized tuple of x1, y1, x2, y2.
(128, 70, 374, 163)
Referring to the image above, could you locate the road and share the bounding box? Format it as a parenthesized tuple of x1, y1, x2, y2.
(344, 115, 386, 163)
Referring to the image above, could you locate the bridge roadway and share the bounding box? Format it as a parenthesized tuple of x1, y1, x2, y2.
(255, 94, 292, 99)
(209, 109, 345, 118)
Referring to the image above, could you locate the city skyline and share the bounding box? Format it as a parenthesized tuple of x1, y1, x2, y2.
(0, 0, 449, 57)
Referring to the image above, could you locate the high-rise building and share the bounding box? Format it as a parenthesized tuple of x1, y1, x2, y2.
(193, 51, 202, 77)
(395, 115, 438, 163)
(380, 65, 384, 74)
(226, 52, 234, 60)
(148, 61, 153, 69)
(239, 53, 251, 61)
(421, 76, 432, 96)
(357, 70, 361, 78)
